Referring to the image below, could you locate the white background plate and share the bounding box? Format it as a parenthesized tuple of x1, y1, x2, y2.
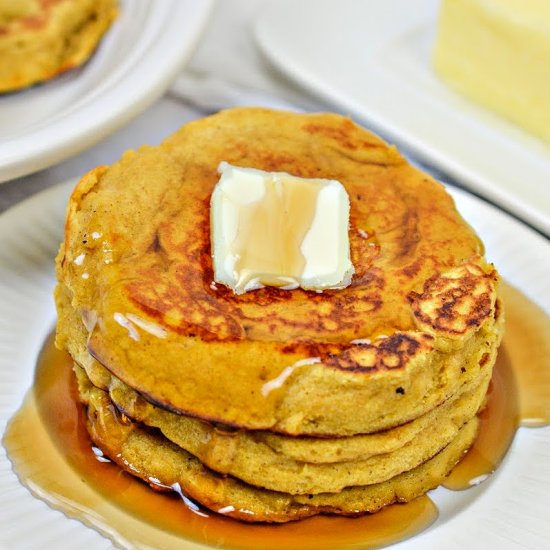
(0, 0, 213, 183)
(254, 0, 550, 236)
(0, 180, 549, 549)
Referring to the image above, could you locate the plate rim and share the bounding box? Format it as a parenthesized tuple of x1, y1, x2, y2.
(254, 0, 550, 237)
(0, 0, 214, 184)
(0, 179, 549, 549)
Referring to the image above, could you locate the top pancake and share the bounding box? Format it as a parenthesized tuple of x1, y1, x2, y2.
(55, 108, 501, 436)
(0, 0, 117, 93)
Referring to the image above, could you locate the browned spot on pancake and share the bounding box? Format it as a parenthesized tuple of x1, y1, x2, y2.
(349, 266, 385, 290)
(12, 0, 65, 31)
(279, 340, 338, 357)
(19, 15, 46, 30)
(395, 211, 420, 259)
(125, 189, 387, 342)
(303, 121, 383, 152)
(41, 0, 66, 7)
(125, 196, 244, 341)
(247, 152, 304, 174)
(400, 259, 423, 278)
(148, 233, 162, 253)
(408, 262, 497, 337)
(324, 333, 433, 373)
(226, 143, 304, 175)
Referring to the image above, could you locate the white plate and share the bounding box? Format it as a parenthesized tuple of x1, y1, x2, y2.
(0, 180, 549, 549)
(254, 0, 550, 237)
(0, 0, 213, 183)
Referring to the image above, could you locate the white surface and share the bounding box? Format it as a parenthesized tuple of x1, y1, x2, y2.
(0, 0, 213, 183)
(254, 0, 550, 236)
(0, 180, 549, 549)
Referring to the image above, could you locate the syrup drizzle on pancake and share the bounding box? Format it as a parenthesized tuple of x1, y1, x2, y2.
(232, 174, 321, 292)
(3, 282, 550, 549)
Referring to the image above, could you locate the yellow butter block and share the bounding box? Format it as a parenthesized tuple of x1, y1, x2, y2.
(434, 0, 550, 142)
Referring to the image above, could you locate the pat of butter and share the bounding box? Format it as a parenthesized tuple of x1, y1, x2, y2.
(210, 162, 354, 295)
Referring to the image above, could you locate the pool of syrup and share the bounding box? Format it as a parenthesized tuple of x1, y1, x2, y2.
(3, 282, 550, 549)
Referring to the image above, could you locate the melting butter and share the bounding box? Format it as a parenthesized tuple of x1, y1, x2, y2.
(210, 162, 354, 294)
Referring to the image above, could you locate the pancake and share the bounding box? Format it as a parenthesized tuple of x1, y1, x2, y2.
(76, 361, 491, 495)
(59, 282, 499, 497)
(58, 277, 499, 495)
(0, 0, 117, 93)
(55, 107, 504, 521)
(55, 107, 502, 437)
(75, 364, 480, 523)
(56, 279, 502, 464)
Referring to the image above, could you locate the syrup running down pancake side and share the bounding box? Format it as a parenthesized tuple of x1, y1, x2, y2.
(3, 282, 550, 549)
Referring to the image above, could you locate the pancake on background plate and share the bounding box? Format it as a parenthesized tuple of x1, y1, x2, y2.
(0, 0, 118, 93)
(55, 108, 503, 522)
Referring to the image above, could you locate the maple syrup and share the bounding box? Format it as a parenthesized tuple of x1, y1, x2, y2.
(233, 175, 322, 292)
(3, 281, 550, 549)
(444, 283, 550, 490)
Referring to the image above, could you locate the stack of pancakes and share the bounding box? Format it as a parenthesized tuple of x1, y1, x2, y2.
(0, 0, 117, 93)
(55, 108, 504, 522)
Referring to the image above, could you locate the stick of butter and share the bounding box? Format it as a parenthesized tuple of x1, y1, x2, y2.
(210, 162, 354, 295)
(434, 0, 550, 143)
